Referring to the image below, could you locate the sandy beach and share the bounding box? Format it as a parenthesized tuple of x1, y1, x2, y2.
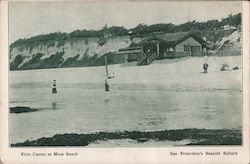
(9, 56, 242, 146)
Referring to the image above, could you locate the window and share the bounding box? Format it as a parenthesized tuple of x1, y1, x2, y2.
(197, 46, 200, 51)
(184, 45, 190, 52)
(190, 46, 201, 52)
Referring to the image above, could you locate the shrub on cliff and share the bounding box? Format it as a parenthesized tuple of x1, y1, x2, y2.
(10, 54, 24, 70)
(61, 54, 80, 67)
(19, 53, 45, 70)
(40, 52, 65, 69)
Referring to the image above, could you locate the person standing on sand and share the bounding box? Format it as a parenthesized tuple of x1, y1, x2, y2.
(203, 62, 209, 73)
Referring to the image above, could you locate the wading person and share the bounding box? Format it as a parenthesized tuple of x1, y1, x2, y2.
(105, 79, 110, 92)
(52, 80, 57, 103)
(203, 62, 209, 74)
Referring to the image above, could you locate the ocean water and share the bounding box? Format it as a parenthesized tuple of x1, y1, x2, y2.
(9, 59, 242, 145)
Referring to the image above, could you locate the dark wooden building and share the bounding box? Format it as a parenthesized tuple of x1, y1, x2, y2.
(114, 32, 207, 65)
(114, 46, 142, 63)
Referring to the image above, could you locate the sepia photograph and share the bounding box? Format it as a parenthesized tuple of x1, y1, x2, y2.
(6, 1, 244, 149)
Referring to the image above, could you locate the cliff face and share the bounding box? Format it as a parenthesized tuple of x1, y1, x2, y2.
(9, 29, 241, 70)
(10, 36, 143, 70)
(217, 30, 241, 51)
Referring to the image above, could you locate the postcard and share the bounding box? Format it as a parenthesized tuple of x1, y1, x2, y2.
(0, 0, 249, 163)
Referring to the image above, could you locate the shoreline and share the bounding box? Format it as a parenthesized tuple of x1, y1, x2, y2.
(9, 55, 241, 72)
(11, 129, 242, 147)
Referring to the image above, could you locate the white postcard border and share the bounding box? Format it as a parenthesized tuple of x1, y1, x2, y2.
(0, 1, 249, 164)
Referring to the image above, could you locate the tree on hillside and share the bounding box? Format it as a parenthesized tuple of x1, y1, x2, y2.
(221, 13, 241, 27)
(176, 21, 196, 32)
(205, 20, 220, 29)
(147, 23, 175, 33)
(104, 26, 129, 36)
(131, 23, 148, 35)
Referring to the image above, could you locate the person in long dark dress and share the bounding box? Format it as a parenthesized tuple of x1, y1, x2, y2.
(105, 79, 109, 92)
(52, 80, 57, 103)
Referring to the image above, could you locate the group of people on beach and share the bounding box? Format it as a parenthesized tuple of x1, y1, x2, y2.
(51, 61, 210, 104)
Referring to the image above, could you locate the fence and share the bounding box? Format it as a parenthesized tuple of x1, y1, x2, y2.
(165, 51, 207, 59)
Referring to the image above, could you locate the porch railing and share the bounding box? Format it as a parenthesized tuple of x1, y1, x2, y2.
(137, 51, 155, 66)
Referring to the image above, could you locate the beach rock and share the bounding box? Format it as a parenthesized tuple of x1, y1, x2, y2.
(232, 66, 239, 70)
(220, 63, 230, 71)
(137, 137, 149, 143)
(10, 106, 38, 113)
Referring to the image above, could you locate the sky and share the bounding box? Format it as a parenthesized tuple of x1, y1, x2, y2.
(9, 1, 241, 44)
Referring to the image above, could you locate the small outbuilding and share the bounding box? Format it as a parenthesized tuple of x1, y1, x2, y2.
(113, 46, 142, 64)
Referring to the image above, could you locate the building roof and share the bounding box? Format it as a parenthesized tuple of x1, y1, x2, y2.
(115, 49, 141, 55)
(156, 32, 190, 42)
(138, 32, 207, 46)
(119, 46, 141, 51)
